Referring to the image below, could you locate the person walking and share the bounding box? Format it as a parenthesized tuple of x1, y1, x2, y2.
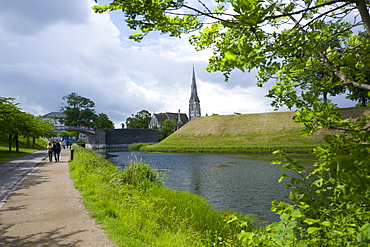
(53, 140, 62, 162)
(47, 142, 54, 162)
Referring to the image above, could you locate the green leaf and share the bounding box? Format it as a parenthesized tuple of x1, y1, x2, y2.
(304, 218, 319, 225)
(224, 51, 237, 61)
(291, 210, 303, 220)
(307, 227, 321, 234)
(278, 174, 291, 182)
(321, 221, 332, 227)
(357, 232, 368, 243)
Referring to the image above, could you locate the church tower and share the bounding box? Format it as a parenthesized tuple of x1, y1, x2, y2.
(189, 67, 201, 121)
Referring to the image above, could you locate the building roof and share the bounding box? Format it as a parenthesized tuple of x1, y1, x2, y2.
(42, 112, 65, 119)
(153, 112, 188, 125)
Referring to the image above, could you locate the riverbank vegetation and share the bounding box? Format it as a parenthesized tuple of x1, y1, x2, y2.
(69, 146, 258, 246)
(73, 142, 370, 246)
(141, 144, 317, 153)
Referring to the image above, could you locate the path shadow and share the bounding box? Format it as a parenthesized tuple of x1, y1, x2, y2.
(0, 225, 85, 246)
(0, 150, 47, 165)
(13, 172, 50, 192)
(0, 204, 27, 212)
(0, 170, 50, 203)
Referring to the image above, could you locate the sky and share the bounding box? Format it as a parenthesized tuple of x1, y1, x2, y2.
(0, 0, 356, 128)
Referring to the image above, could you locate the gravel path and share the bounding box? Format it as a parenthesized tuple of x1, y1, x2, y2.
(0, 148, 116, 246)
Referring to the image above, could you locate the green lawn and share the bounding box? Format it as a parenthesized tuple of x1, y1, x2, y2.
(0, 134, 48, 163)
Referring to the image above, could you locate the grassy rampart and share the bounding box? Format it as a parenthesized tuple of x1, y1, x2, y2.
(141, 107, 370, 153)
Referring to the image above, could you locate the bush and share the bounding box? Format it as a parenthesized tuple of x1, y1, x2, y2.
(120, 162, 163, 189)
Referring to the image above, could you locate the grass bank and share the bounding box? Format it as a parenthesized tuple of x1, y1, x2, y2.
(141, 107, 370, 153)
(69, 146, 259, 246)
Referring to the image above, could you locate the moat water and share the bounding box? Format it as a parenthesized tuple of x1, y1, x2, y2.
(108, 151, 315, 223)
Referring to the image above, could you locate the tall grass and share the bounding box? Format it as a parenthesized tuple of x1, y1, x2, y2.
(69, 147, 258, 246)
(141, 144, 317, 153)
(128, 143, 154, 151)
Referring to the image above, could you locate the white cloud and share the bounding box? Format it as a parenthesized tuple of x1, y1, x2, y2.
(198, 81, 274, 115)
(0, 0, 90, 35)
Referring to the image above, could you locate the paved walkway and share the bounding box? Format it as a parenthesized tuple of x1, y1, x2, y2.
(0, 148, 116, 246)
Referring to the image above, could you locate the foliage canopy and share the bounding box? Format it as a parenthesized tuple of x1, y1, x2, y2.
(94, 0, 370, 245)
(60, 92, 114, 129)
(0, 97, 53, 153)
(126, 109, 152, 128)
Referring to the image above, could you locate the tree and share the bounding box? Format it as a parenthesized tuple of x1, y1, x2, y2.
(95, 113, 115, 129)
(346, 69, 370, 106)
(126, 110, 152, 129)
(94, 1, 370, 245)
(0, 97, 54, 152)
(60, 92, 96, 127)
(158, 119, 176, 141)
(19, 114, 53, 150)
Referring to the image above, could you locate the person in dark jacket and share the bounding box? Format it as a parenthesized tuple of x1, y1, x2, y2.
(53, 140, 62, 162)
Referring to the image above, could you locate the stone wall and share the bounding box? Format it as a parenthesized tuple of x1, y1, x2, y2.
(85, 129, 158, 149)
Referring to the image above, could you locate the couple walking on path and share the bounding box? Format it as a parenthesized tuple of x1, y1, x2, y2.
(0, 148, 115, 246)
(46, 140, 61, 162)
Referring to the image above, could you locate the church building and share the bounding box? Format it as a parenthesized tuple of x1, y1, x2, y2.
(148, 67, 201, 130)
(148, 110, 188, 130)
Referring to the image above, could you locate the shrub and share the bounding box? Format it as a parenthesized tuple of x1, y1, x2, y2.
(120, 162, 163, 189)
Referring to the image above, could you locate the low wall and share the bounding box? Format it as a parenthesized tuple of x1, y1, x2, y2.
(85, 129, 158, 149)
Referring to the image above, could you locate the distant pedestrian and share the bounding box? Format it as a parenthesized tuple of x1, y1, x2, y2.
(53, 140, 61, 162)
(47, 142, 54, 162)
(62, 140, 66, 149)
(66, 140, 70, 149)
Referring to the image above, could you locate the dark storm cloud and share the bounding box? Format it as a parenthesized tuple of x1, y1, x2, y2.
(0, 0, 90, 35)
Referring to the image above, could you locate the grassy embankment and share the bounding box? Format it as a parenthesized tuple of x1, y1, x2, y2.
(69, 146, 259, 246)
(0, 134, 48, 163)
(141, 107, 370, 153)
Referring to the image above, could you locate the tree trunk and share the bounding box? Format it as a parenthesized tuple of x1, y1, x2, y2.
(356, 0, 370, 35)
(32, 137, 36, 148)
(361, 96, 367, 107)
(8, 134, 12, 154)
(323, 92, 328, 101)
(15, 135, 19, 152)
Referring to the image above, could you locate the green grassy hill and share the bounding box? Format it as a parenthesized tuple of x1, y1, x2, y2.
(142, 107, 370, 152)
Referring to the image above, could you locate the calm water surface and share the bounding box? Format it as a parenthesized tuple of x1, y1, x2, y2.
(108, 151, 314, 223)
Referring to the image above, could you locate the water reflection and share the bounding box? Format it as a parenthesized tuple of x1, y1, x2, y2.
(108, 151, 315, 223)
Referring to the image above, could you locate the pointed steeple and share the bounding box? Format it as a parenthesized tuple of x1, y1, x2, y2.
(189, 66, 200, 103)
(189, 66, 201, 121)
(177, 109, 183, 125)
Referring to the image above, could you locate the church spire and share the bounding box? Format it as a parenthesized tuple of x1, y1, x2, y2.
(189, 66, 201, 121)
(190, 66, 200, 103)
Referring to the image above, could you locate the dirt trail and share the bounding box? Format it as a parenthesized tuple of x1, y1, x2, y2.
(0, 148, 116, 246)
